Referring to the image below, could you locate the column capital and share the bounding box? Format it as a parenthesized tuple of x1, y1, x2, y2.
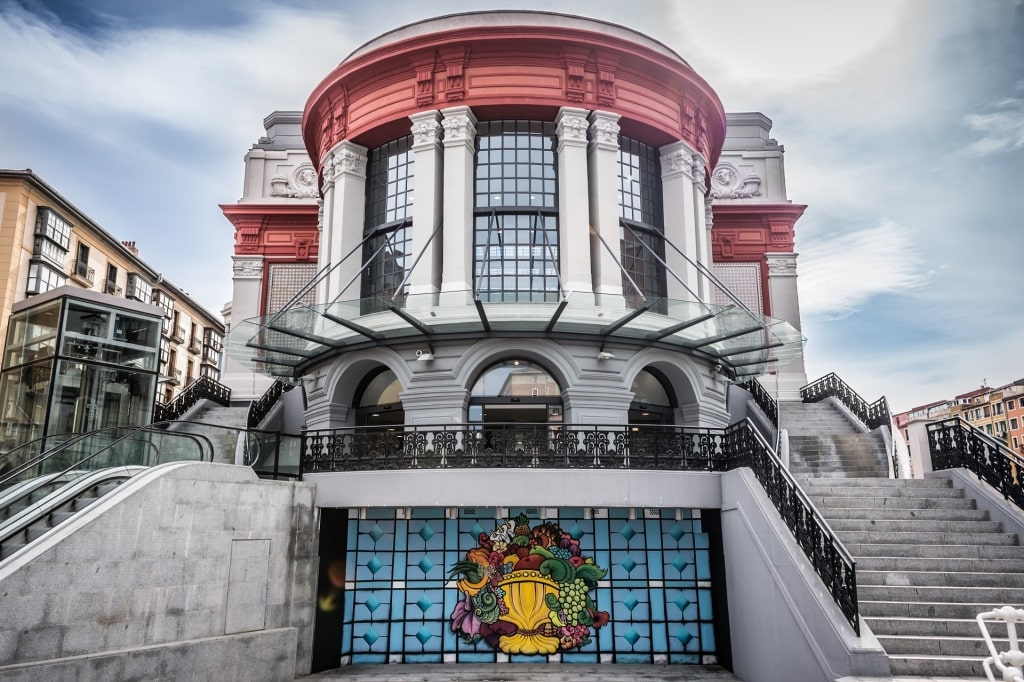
(440, 105, 477, 150)
(691, 153, 708, 186)
(588, 110, 621, 151)
(765, 252, 799, 277)
(409, 110, 443, 150)
(231, 255, 264, 280)
(555, 106, 590, 151)
(322, 140, 367, 189)
(659, 140, 698, 180)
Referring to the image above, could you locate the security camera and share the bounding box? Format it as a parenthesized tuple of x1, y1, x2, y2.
(713, 363, 723, 373)
(415, 349, 423, 357)
(597, 351, 615, 361)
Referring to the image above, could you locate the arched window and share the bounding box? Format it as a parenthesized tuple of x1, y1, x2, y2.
(361, 136, 414, 312)
(629, 368, 675, 424)
(473, 121, 559, 303)
(468, 359, 562, 424)
(354, 367, 404, 426)
(619, 137, 666, 309)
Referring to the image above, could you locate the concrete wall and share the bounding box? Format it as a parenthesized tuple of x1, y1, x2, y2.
(720, 468, 890, 682)
(0, 462, 318, 681)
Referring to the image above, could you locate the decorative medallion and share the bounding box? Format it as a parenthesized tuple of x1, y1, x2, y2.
(270, 164, 319, 199)
(448, 514, 609, 655)
(710, 162, 762, 199)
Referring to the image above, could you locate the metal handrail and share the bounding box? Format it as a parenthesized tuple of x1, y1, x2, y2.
(153, 375, 231, 423)
(247, 380, 295, 429)
(739, 379, 778, 428)
(928, 416, 1024, 510)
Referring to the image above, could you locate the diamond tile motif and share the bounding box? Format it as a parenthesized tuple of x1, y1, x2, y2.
(672, 555, 689, 573)
(417, 556, 434, 575)
(416, 627, 433, 644)
(675, 627, 693, 645)
(368, 524, 385, 542)
(620, 555, 637, 573)
(674, 595, 691, 613)
(569, 523, 584, 540)
(416, 594, 433, 613)
(470, 522, 486, 538)
(668, 523, 687, 542)
(624, 628, 641, 646)
(417, 523, 435, 542)
(366, 556, 383, 575)
(364, 594, 381, 613)
(623, 594, 639, 612)
(619, 523, 636, 541)
(362, 628, 380, 646)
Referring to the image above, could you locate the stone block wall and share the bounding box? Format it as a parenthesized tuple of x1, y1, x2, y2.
(0, 462, 318, 681)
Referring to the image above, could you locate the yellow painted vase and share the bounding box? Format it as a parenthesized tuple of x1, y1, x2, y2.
(496, 570, 561, 655)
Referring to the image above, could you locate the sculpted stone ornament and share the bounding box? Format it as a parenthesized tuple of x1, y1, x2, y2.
(710, 162, 762, 199)
(232, 258, 264, 279)
(767, 256, 798, 275)
(556, 112, 588, 145)
(270, 164, 320, 199)
(589, 117, 620, 147)
(691, 154, 707, 185)
(661, 147, 692, 178)
(411, 117, 441, 147)
(441, 113, 475, 143)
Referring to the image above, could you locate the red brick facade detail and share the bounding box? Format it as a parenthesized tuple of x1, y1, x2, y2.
(221, 204, 320, 260)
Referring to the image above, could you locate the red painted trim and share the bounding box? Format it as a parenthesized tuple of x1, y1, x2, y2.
(220, 204, 319, 260)
(303, 22, 726, 174)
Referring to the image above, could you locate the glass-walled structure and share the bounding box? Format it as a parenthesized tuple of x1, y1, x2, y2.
(0, 287, 161, 452)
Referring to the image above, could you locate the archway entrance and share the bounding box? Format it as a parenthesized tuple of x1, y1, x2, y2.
(467, 359, 562, 425)
(354, 368, 404, 426)
(629, 368, 676, 425)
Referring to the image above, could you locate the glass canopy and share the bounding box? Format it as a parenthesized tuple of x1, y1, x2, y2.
(225, 291, 804, 381)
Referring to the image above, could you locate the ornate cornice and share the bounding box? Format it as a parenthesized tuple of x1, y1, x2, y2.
(441, 107, 477, 148)
(232, 256, 264, 279)
(588, 111, 621, 151)
(409, 111, 442, 149)
(556, 107, 589, 148)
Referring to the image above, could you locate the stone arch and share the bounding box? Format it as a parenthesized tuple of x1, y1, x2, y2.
(304, 348, 412, 429)
(452, 338, 581, 397)
(622, 350, 726, 428)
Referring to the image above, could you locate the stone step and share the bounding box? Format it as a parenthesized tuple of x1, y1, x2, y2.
(858, 584, 1024, 604)
(820, 507, 988, 521)
(888, 653, 984, 677)
(806, 485, 964, 498)
(804, 478, 950, 488)
(856, 555, 1024, 573)
(793, 472, 889, 479)
(858, 569, 1024, 588)
(828, 518, 1003, 533)
(877, 633, 994, 658)
(861, 599, 1020, 619)
(808, 495, 976, 510)
(836, 530, 1017, 545)
(846, 542, 1024, 559)
(865, 616, 988, 637)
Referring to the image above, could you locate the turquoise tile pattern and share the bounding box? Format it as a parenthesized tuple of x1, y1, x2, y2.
(341, 508, 715, 664)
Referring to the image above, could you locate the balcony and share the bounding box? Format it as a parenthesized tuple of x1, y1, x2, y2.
(166, 369, 182, 386)
(188, 337, 202, 354)
(201, 349, 221, 366)
(102, 279, 123, 296)
(170, 326, 186, 344)
(70, 260, 95, 286)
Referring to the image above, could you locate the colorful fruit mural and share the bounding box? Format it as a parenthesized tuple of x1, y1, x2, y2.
(448, 514, 611, 654)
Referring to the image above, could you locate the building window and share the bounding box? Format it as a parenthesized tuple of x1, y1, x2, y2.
(126, 273, 152, 303)
(33, 236, 66, 267)
(34, 208, 72, 250)
(473, 120, 559, 303)
(151, 289, 174, 319)
(361, 136, 414, 312)
(1009, 399, 1016, 410)
(26, 262, 67, 295)
(104, 264, 120, 295)
(1012, 418, 1019, 430)
(468, 359, 562, 424)
(619, 137, 666, 308)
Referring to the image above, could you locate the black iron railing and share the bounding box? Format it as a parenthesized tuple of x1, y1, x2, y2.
(153, 375, 231, 423)
(301, 419, 859, 634)
(740, 379, 778, 427)
(248, 380, 295, 429)
(928, 416, 1024, 510)
(801, 372, 897, 477)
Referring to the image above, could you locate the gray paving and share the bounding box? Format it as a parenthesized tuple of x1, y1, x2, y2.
(300, 664, 741, 681)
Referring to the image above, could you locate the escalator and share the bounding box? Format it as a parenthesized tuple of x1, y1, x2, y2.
(0, 425, 212, 561)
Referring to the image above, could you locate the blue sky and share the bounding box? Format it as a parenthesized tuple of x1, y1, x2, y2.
(1, 0, 1021, 411)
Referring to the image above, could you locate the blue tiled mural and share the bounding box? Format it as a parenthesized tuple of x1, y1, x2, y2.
(339, 507, 716, 664)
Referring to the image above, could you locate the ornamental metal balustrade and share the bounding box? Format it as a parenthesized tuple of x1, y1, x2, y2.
(301, 419, 860, 634)
(801, 372, 898, 478)
(153, 375, 232, 423)
(248, 379, 296, 429)
(928, 416, 1024, 511)
(739, 378, 778, 428)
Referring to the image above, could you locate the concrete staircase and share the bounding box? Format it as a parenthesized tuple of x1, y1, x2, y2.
(780, 400, 889, 478)
(805, 477, 1022, 677)
(173, 404, 249, 464)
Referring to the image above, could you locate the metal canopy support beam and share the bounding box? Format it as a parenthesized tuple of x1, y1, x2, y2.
(244, 340, 318, 358)
(729, 356, 782, 368)
(544, 299, 569, 334)
(687, 323, 766, 349)
(267, 324, 344, 348)
(599, 301, 656, 336)
(473, 299, 491, 333)
(385, 302, 434, 337)
(716, 340, 786, 359)
(248, 355, 302, 368)
(320, 311, 385, 342)
(645, 311, 717, 341)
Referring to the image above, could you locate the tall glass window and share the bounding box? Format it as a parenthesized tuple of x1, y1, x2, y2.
(362, 136, 414, 312)
(474, 120, 559, 302)
(619, 137, 666, 309)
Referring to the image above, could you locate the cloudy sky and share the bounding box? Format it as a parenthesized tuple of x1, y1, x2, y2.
(1, 0, 1021, 411)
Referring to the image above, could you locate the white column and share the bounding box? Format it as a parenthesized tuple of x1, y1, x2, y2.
(765, 252, 808, 399)
(222, 256, 273, 400)
(320, 140, 367, 303)
(691, 154, 711, 301)
(556, 107, 592, 296)
(587, 110, 623, 303)
(659, 141, 699, 302)
(439, 106, 477, 298)
(408, 111, 443, 298)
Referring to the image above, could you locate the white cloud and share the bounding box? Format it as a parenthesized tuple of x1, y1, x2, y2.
(798, 220, 928, 318)
(964, 97, 1024, 155)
